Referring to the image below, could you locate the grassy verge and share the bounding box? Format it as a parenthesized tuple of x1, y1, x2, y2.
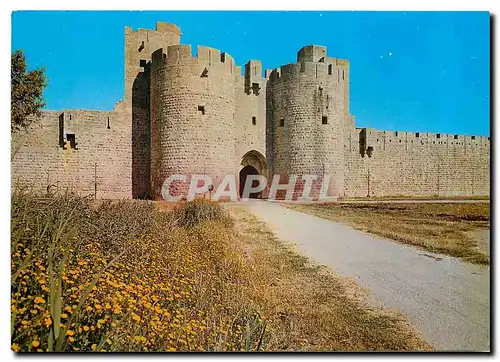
(287, 202, 490, 265)
(225, 205, 431, 351)
(339, 195, 490, 201)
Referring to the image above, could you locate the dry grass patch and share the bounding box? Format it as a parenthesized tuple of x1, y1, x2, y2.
(226, 205, 431, 351)
(287, 202, 490, 265)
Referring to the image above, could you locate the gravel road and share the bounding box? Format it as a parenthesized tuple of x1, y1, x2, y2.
(243, 200, 490, 351)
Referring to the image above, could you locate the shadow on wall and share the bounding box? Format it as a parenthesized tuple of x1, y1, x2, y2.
(132, 61, 152, 199)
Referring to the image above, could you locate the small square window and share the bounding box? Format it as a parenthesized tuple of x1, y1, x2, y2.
(252, 116, 256, 125)
(279, 119, 284, 127)
(322, 116, 328, 125)
(198, 106, 205, 115)
(454, 135, 458, 139)
(472, 136, 476, 140)
(394, 131, 398, 136)
(415, 132, 419, 138)
(437, 134, 441, 138)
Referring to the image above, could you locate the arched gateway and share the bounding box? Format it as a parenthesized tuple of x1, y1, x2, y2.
(239, 150, 268, 199)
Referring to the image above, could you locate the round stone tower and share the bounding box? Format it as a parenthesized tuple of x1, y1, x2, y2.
(267, 45, 349, 199)
(150, 44, 237, 199)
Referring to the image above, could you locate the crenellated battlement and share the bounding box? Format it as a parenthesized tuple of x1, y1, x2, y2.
(125, 21, 181, 36)
(151, 44, 236, 76)
(267, 61, 347, 84)
(351, 127, 490, 156)
(297, 45, 327, 63)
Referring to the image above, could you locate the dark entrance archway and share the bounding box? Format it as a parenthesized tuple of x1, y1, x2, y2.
(239, 165, 262, 198)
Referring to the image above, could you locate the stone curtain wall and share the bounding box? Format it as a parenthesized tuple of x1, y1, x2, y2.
(344, 128, 490, 197)
(12, 110, 132, 199)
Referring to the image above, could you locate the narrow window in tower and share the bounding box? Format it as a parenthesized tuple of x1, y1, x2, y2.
(394, 131, 398, 136)
(342, 69, 345, 80)
(328, 64, 333, 75)
(107, 117, 110, 129)
(322, 116, 328, 125)
(69, 115, 72, 120)
(198, 106, 205, 115)
(252, 117, 257, 125)
(279, 119, 284, 127)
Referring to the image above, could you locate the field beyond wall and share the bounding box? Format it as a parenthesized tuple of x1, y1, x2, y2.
(288, 201, 490, 265)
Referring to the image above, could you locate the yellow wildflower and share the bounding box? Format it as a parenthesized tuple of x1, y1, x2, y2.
(11, 344, 20, 352)
(34, 296, 45, 304)
(66, 330, 75, 336)
(83, 326, 90, 331)
(32, 340, 40, 348)
(134, 336, 147, 343)
(44, 317, 52, 328)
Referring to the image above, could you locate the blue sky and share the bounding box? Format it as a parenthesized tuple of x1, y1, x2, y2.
(11, 11, 490, 136)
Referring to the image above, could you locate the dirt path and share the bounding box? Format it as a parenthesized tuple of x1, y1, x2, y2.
(243, 200, 490, 351)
